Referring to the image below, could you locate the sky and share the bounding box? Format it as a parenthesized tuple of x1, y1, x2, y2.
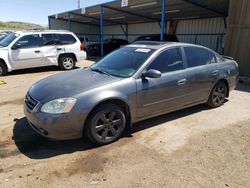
(0, 0, 110, 26)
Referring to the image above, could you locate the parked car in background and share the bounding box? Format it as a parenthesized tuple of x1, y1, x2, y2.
(134, 34, 179, 42)
(0, 30, 86, 76)
(78, 36, 89, 51)
(87, 38, 129, 57)
(24, 42, 238, 145)
(0, 30, 13, 41)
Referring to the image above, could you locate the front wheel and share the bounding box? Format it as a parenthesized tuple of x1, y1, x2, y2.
(207, 81, 228, 108)
(0, 62, 7, 76)
(86, 104, 126, 145)
(59, 55, 76, 70)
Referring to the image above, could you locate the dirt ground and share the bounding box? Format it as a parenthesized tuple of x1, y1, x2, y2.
(0, 61, 250, 188)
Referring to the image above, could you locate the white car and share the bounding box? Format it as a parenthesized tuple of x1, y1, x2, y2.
(0, 30, 87, 76)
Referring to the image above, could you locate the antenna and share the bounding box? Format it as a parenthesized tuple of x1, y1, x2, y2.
(77, 0, 80, 8)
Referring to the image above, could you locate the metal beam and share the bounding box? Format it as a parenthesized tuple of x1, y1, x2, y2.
(125, 24, 128, 41)
(48, 16, 51, 29)
(182, 0, 227, 16)
(100, 6, 104, 57)
(102, 5, 160, 22)
(223, 17, 227, 29)
(69, 12, 123, 25)
(68, 12, 72, 31)
(120, 24, 126, 35)
(161, 0, 166, 41)
(51, 17, 99, 27)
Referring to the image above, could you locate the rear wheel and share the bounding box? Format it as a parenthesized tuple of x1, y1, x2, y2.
(86, 103, 126, 145)
(207, 81, 228, 108)
(0, 62, 7, 76)
(59, 55, 75, 70)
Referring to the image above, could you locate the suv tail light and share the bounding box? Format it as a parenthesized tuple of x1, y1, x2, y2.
(80, 43, 86, 51)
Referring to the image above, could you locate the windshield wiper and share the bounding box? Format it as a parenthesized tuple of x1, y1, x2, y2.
(90, 68, 111, 76)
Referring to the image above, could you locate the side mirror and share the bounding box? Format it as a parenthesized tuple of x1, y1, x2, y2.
(11, 43, 21, 50)
(142, 69, 162, 79)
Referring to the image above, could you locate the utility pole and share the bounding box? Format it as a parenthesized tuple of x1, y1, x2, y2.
(77, 0, 80, 8)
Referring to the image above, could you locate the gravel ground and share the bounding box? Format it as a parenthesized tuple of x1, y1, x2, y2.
(0, 60, 250, 188)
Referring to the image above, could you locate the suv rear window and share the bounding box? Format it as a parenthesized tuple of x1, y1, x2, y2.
(54, 34, 76, 45)
(41, 34, 77, 45)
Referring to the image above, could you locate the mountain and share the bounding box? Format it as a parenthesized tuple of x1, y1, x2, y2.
(0, 21, 47, 30)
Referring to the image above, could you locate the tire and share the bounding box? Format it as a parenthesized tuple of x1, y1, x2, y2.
(85, 103, 126, 145)
(207, 81, 228, 108)
(0, 62, 7, 76)
(59, 55, 76, 70)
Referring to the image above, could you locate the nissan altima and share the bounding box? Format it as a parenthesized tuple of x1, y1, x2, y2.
(24, 42, 238, 145)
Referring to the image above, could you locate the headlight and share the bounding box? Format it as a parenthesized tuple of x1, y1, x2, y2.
(41, 98, 76, 114)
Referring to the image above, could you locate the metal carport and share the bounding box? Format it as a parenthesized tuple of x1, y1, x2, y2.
(48, 0, 229, 57)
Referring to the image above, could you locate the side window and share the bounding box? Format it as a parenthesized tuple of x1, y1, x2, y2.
(147, 48, 183, 73)
(15, 34, 42, 48)
(42, 34, 54, 45)
(55, 34, 76, 45)
(184, 47, 211, 67)
(208, 51, 218, 64)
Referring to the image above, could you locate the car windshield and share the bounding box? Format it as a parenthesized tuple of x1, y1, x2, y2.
(0, 33, 19, 47)
(90, 47, 155, 78)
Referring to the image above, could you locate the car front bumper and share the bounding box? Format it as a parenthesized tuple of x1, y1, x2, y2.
(24, 100, 85, 140)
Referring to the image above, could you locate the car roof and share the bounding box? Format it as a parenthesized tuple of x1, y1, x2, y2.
(127, 41, 210, 50)
(14, 30, 73, 35)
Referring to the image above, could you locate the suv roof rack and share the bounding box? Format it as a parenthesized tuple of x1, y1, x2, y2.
(21, 29, 71, 33)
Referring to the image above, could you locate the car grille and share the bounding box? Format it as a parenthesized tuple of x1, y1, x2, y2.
(25, 93, 39, 112)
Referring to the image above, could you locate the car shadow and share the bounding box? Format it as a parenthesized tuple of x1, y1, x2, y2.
(13, 117, 96, 159)
(7, 66, 81, 76)
(13, 104, 213, 159)
(130, 104, 212, 134)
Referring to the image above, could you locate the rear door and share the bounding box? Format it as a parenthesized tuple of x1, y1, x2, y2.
(40, 34, 65, 65)
(184, 46, 220, 105)
(136, 47, 187, 118)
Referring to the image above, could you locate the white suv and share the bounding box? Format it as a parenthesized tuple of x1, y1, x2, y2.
(0, 30, 87, 76)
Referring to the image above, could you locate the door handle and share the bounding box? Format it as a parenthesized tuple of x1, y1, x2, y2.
(57, 48, 62, 50)
(211, 70, 219, 76)
(177, 78, 187, 85)
(34, 50, 40, 53)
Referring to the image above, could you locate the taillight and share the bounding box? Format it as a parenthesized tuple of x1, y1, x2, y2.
(80, 43, 86, 51)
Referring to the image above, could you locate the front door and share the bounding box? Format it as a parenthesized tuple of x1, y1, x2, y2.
(10, 34, 45, 69)
(136, 47, 187, 119)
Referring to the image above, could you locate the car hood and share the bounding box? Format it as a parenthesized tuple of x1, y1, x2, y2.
(29, 68, 122, 102)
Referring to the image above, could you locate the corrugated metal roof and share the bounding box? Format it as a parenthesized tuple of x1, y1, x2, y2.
(49, 0, 229, 26)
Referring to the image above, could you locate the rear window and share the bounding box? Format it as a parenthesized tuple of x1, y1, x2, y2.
(41, 33, 77, 45)
(184, 47, 212, 67)
(56, 34, 77, 44)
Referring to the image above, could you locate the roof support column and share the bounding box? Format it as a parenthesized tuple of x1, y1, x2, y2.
(68, 12, 72, 31)
(161, 0, 166, 41)
(126, 24, 128, 41)
(100, 6, 104, 57)
(48, 16, 51, 29)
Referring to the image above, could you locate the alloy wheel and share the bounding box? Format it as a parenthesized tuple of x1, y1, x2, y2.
(212, 85, 226, 106)
(94, 110, 124, 141)
(62, 57, 74, 69)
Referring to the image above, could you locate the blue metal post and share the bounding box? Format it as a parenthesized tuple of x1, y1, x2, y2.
(160, 0, 166, 41)
(100, 6, 104, 57)
(126, 24, 128, 41)
(68, 13, 71, 31)
(48, 16, 51, 29)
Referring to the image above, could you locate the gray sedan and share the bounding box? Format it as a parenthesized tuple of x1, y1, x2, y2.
(24, 42, 238, 145)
